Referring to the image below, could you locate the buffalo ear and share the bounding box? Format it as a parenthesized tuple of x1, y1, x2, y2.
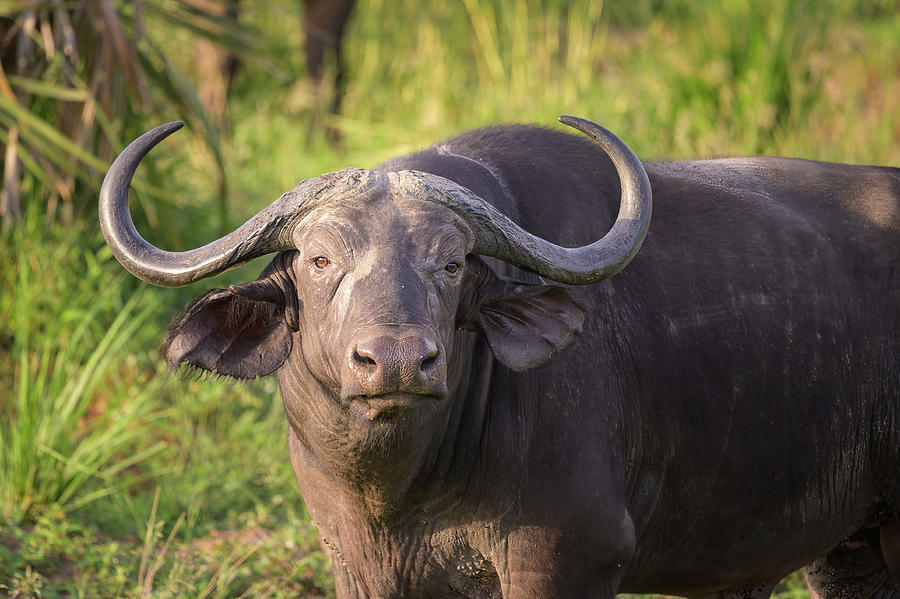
(164, 262, 297, 379)
(459, 258, 585, 371)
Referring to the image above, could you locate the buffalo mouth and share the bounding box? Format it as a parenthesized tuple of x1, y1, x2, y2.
(350, 392, 440, 421)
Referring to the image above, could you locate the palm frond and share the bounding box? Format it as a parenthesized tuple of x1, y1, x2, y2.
(0, 0, 270, 231)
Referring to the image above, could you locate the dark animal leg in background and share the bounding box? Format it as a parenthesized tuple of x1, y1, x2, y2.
(191, 0, 241, 131)
(806, 526, 900, 598)
(189, 0, 355, 144)
(302, 0, 356, 146)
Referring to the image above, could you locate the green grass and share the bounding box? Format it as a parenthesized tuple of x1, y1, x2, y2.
(0, 213, 164, 525)
(2, 0, 898, 596)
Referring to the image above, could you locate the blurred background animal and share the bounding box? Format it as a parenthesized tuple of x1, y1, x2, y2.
(191, 0, 356, 142)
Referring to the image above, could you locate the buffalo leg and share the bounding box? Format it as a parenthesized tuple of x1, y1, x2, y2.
(328, 550, 370, 598)
(806, 526, 900, 598)
(495, 527, 632, 598)
(883, 519, 900, 585)
(191, 0, 241, 130)
(499, 566, 622, 599)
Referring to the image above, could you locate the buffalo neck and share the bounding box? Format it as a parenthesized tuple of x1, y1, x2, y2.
(278, 329, 506, 523)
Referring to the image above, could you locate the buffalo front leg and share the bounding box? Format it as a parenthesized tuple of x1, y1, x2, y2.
(882, 519, 900, 586)
(498, 560, 625, 599)
(494, 523, 634, 598)
(805, 526, 900, 598)
(329, 557, 370, 599)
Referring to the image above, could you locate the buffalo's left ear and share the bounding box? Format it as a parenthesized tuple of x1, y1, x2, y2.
(163, 257, 299, 379)
(458, 258, 585, 371)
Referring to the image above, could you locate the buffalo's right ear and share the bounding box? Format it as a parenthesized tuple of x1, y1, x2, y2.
(457, 257, 585, 371)
(163, 258, 298, 379)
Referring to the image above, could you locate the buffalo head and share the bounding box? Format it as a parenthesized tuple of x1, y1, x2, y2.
(99, 117, 651, 442)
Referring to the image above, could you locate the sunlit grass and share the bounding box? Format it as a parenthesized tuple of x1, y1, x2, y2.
(0, 215, 165, 525)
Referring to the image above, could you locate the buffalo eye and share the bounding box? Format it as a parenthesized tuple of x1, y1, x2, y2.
(445, 262, 460, 275)
(314, 256, 330, 269)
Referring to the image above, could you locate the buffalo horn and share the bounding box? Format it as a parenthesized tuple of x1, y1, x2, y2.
(103, 117, 649, 288)
(100, 122, 305, 287)
(407, 115, 652, 285)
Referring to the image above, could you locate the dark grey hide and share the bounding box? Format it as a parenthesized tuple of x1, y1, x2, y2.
(116, 124, 899, 598)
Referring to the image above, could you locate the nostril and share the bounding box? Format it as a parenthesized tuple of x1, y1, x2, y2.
(353, 348, 377, 370)
(419, 348, 440, 373)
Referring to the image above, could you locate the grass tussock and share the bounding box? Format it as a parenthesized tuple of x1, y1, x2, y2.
(0, 214, 164, 525)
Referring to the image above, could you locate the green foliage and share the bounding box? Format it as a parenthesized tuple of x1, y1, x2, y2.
(0, 213, 165, 525)
(0, 505, 131, 597)
(773, 572, 815, 598)
(0, 0, 276, 229)
(130, 489, 333, 598)
(0, 215, 325, 592)
(225, 0, 899, 214)
(0, 503, 333, 598)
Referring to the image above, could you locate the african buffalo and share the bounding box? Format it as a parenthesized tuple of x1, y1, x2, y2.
(100, 117, 899, 598)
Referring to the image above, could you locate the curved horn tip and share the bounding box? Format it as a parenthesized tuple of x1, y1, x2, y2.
(128, 121, 186, 148)
(557, 114, 586, 128)
(558, 114, 611, 138)
(150, 120, 185, 138)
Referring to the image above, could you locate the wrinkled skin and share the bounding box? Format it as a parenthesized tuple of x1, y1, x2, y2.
(163, 126, 900, 598)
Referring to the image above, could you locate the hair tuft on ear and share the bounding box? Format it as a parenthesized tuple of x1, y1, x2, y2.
(478, 285, 585, 371)
(163, 287, 293, 380)
(458, 257, 585, 371)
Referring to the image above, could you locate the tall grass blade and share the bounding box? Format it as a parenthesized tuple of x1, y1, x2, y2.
(0, 225, 165, 524)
